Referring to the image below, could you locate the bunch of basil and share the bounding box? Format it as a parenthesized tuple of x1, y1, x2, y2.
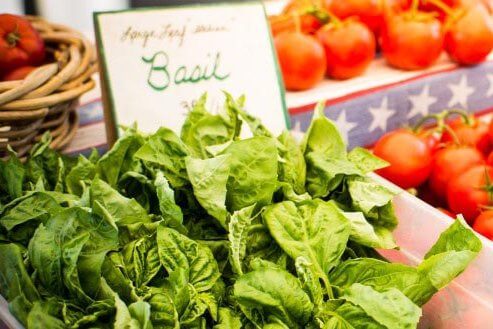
(0, 94, 481, 329)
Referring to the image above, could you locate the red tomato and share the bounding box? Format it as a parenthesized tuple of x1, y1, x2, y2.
(447, 165, 493, 223)
(374, 130, 433, 189)
(324, 0, 384, 35)
(487, 151, 493, 165)
(417, 130, 442, 153)
(316, 20, 375, 79)
(419, 0, 475, 20)
(0, 14, 45, 71)
(269, 14, 324, 36)
(442, 118, 491, 154)
(274, 32, 326, 91)
(282, 0, 326, 34)
(381, 12, 444, 70)
(2, 65, 36, 81)
(444, 4, 493, 65)
(429, 146, 485, 200)
(473, 210, 493, 238)
(489, 116, 493, 142)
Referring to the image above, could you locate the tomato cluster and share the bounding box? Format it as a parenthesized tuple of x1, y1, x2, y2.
(0, 14, 46, 81)
(271, 0, 493, 91)
(373, 111, 493, 240)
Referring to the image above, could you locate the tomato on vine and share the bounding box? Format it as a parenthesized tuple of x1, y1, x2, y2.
(443, 2, 493, 65)
(316, 18, 375, 79)
(429, 145, 485, 200)
(275, 31, 326, 91)
(374, 129, 433, 189)
(381, 0, 444, 70)
(473, 210, 493, 239)
(447, 165, 493, 223)
(441, 115, 491, 155)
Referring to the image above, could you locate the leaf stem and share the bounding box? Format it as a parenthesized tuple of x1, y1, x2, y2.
(425, 0, 455, 16)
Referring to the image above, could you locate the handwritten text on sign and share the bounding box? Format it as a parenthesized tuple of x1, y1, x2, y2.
(95, 3, 287, 137)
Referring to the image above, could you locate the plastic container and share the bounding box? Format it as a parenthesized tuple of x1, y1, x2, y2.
(372, 174, 493, 328)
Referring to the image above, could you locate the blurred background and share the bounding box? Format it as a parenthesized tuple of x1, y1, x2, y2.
(1, 0, 284, 35)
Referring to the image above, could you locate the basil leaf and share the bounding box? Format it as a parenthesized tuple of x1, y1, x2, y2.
(213, 307, 242, 329)
(277, 131, 306, 195)
(263, 200, 350, 274)
(91, 178, 152, 226)
(186, 155, 231, 228)
(97, 129, 145, 187)
(156, 225, 220, 293)
(347, 147, 389, 174)
(135, 127, 189, 188)
(228, 205, 255, 275)
(342, 284, 421, 329)
(222, 136, 278, 211)
(233, 267, 313, 328)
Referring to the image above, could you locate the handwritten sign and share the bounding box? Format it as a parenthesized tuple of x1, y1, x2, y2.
(94, 2, 288, 144)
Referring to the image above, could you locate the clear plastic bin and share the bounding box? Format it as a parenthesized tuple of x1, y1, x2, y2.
(372, 174, 493, 328)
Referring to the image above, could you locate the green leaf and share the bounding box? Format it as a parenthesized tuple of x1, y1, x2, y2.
(222, 136, 278, 211)
(263, 200, 350, 274)
(213, 307, 242, 329)
(155, 172, 183, 228)
(277, 131, 306, 194)
(0, 243, 39, 303)
(97, 129, 145, 187)
(91, 178, 152, 226)
(347, 148, 389, 174)
(418, 218, 482, 291)
(330, 220, 481, 306)
(41, 207, 118, 302)
(147, 288, 180, 329)
(26, 302, 65, 329)
(102, 252, 140, 303)
(128, 301, 154, 329)
(233, 267, 313, 328)
(65, 155, 96, 196)
(295, 257, 324, 307)
(156, 225, 220, 293)
(341, 211, 397, 249)
(0, 148, 25, 199)
(319, 300, 385, 329)
(305, 153, 361, 198)
(302, 102, 346, 158)
(228, 205, 255, 275)
(330, 259, 435, 306)
(135, 127, 189, 187)
(186, 155, 231, 228)
(346, 177, 398, 229)
(122, 234, 161, 287)
(342, 284, 421, 329)
(0, 192, 62, 245)
(181, 93, 241, 158)
(424, 217, 482, 258)
(28, 224, 63, 295)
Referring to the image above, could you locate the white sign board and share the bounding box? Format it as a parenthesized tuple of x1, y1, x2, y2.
(94, 1, 288, 144)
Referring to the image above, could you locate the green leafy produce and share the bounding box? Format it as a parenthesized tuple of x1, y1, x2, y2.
(0, 94, 481, 328)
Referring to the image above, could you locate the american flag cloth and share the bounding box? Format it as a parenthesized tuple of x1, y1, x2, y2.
(66, 58, 493, 155)
(290, 58, 493, 149)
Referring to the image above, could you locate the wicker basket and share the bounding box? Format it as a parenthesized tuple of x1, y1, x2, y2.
(0, 16, 97, 159)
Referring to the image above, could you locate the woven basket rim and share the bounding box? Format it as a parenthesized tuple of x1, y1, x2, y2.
(0, 16, 97, 158)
